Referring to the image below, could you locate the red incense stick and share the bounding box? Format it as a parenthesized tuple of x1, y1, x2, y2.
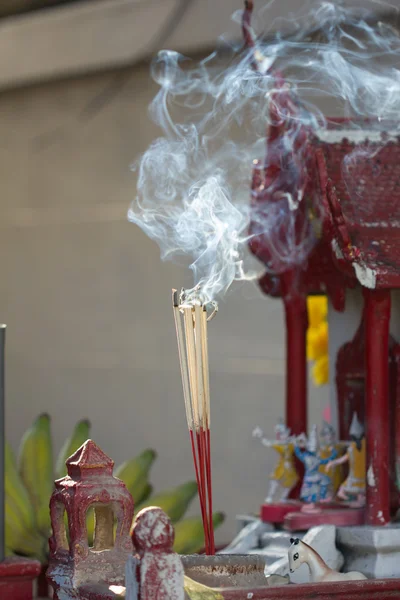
(172, 290, 216, 554)
(190, 429, 209, 551)
(205, 427, 215, 553)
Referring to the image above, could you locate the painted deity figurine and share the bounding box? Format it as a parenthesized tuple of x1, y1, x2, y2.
(294, 425, 337, 508)
(318, 421, 344, 502)
(252, 421, 299, 503)
(327, 413, 366, 505)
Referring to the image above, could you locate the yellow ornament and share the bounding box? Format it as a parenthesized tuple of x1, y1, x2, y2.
(307, 296, 328, 328)
(307, 295, 329, 386)
(307, 322, 328, 361)
(312, 355, 329, 386)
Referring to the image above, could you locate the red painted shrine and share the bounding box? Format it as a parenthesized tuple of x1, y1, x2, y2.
(248, 89, 400, 525)
(46, 442, 400, 600)
(47, 439, 134, 598)
(44, 1, 400, 596)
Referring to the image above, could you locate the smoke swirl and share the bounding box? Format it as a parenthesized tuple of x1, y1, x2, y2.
(128, 0, 400, 303)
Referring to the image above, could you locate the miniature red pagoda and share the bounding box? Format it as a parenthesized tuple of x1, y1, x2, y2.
(47, 439, 134, 599)
(245, 2, 400, 531)
(250, 115, 400, 527)
(243, 2, 400, 526)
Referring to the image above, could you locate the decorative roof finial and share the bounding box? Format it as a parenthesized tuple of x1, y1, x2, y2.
(350, 413, 364, 438)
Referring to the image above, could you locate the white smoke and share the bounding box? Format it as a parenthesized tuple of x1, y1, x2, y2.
(128, 0, 400, 303)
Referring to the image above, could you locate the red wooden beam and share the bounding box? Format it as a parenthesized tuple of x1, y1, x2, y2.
(364, 288, 391, 525)
(0, 557, 41, 600)
(282, 274, 308, 436)
(220, 578, 400, 600)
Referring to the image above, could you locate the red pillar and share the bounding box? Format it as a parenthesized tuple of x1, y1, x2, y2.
(364, 288, 391, 525)
(282, 274, 308, 436)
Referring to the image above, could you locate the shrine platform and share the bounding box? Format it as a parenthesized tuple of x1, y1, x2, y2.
(78, 578, 400, 600)
(284, 505, 365, 531)
(260, 501, 303, 524)
(261, 501, 365, 530)
(218, 579, 400, 600)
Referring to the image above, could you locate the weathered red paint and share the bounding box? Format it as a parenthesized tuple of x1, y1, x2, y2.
(45, 462, 400, 599)
(334, 313, 399, 517)
(47, 439, 134, 599)
(0, 557, 41, 600)
(78, 584, 119, 599)
(335, 319, 366, 441)
(260, 501, 302, 524)
(248, 105, 400, 526)
(283, 505, 365, 531)
(282, 280, 308, 437)
(219, 578, 400, 600)
(37, 563, 50, 598)
(132, 507, 184, 600)
(364, 288, 391, 525)
(392, 345, 400, 509)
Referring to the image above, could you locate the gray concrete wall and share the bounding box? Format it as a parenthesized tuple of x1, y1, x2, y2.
(0, 64, 327, 543)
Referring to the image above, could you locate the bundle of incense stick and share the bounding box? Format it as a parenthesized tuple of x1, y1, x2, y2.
(172, 289, 217, 555)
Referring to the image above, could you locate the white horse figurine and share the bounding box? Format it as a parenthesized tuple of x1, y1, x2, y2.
(288, 538, 367, 583)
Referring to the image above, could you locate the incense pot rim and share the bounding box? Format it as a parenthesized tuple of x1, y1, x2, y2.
(181, 554, 279, 590)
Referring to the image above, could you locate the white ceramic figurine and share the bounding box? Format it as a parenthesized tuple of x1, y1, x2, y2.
(252, 421, 299, 503)
(288, 538, 367, 583)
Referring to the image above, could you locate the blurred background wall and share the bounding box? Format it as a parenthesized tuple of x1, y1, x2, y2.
(0, 0, 338, 544)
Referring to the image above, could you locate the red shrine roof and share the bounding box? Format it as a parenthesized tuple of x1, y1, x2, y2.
(249, 119, 400, 302)
(314, 125, 400, 289)
(66, 439, 114, 478)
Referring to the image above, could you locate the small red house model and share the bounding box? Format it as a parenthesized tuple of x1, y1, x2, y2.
(47, 439, 134, 598)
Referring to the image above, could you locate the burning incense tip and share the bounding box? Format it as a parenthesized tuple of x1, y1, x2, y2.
(172, 289, 179, 308)
(172, 288, 216, 555)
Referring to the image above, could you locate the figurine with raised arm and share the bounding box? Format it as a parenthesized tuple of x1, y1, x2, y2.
(294, 425, 337, 509)
(252, 420, 299, 503)
(326, 413, 366, 506)
(318, 421, 344, 502)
